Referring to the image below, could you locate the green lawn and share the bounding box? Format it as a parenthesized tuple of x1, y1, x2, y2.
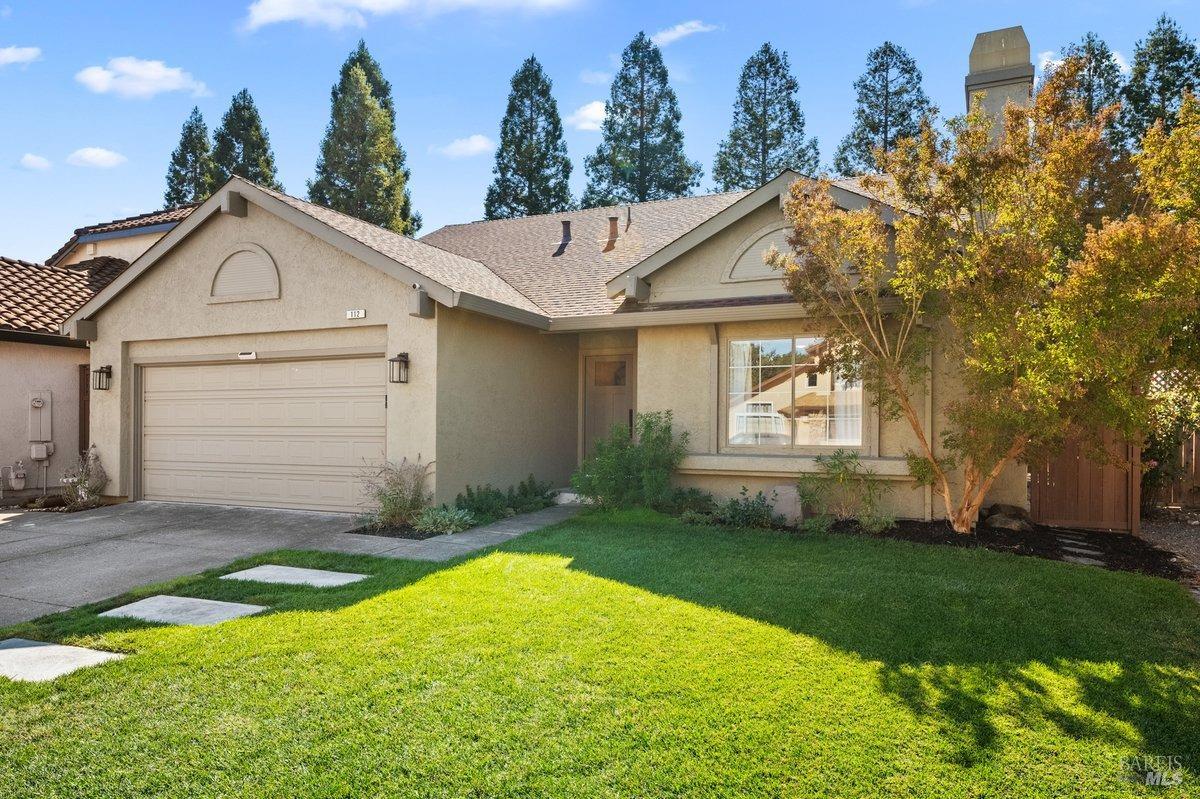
(1, 509, 1198, 797)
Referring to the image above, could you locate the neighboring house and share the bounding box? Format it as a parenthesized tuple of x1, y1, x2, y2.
(48, 205, 196, 267)
(59, 26, 1039, 522)
(0, 255, 129, 493)
(0, 206, 192, 499)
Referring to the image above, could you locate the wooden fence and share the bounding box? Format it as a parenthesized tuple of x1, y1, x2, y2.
(1029, 431, 1140, 533)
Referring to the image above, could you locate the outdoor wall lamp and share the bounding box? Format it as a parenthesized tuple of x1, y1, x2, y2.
(388, 353, 410, 384)
(92, 365, 113, 391)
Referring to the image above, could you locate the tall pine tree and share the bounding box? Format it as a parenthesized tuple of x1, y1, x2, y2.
(312, 41, 418, 233)
(833, 42, 930, 175)
(1120, 15, 1200, 146)
(1045, 33, 1126, 149)
(164, 106, 214, 206)
(582, 32, 701, 207)
(306, 66, 410, 232)
(713, 43, 819, 191)
(210, 89, 283, 192)
(484, 56, 572, 220)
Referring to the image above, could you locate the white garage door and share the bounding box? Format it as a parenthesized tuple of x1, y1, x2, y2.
(141, 357, 386, 512)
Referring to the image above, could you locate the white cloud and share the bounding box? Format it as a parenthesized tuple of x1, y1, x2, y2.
(75, 57, 209, 99)
(580, 68, 610, 85)
(435, 133, 494, 158)
(650, 20, 717, 47)
(1113, 50, 1131, 76)
(567, 100, 605, 131)
(242, 0, 579, 31)
(0, 45, 39, 67)
(67, 147, 127, 168)
(18, 153, 49, 170)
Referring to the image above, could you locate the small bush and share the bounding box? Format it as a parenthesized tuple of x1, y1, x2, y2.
(571, 411, 688, 510)
(797, 450, 896, 534)
(664, 487, 717, 516)
(455, 474, 554, 525)
(414, 506, 476, 534)
(714, 487, 784, 529)
(360, 458, 431, 528)
(60, 445, 108, 510)
(799, 513, 834, 535)
(678, 509, 715, 527)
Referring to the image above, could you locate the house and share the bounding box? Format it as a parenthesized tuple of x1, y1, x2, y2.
(59, 26, 1037, 520)
(0, 207, 192, 500)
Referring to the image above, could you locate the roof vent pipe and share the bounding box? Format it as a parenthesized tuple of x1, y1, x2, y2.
(553, 220, 571, 257)
(625, 205, 632, 230)
(604, 215, 619, 252)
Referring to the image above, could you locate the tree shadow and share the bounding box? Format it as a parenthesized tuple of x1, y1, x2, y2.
(504, 510, 1200, 770)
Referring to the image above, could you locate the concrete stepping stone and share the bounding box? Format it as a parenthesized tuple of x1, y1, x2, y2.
(1062, 544, 1104, 556)
(101, 595, 265, 626)
(1063, 555, 1106, 567)
(0, 638, 124, 682)
(220, 564, 367, 588)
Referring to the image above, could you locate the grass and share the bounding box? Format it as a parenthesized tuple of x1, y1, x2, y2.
(1, 508, 1198, 797)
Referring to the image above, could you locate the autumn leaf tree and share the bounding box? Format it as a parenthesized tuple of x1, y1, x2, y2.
(769, 61, 1200, 533)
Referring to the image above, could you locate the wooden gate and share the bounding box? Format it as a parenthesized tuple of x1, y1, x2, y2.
(1029, 431, 1140, 533)
(1167, 430, 1200, 508)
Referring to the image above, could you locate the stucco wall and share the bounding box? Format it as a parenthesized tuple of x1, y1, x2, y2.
(86, 202, 437, 500)
(435, 307, 578, 504)
(0, 341, 88, 490)
(59, 231, 165, 266)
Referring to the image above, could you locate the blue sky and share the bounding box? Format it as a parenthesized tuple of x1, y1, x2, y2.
(2, 0, 1198, 261)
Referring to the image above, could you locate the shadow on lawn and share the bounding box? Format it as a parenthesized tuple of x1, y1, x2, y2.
(507, 510, 1200, 770)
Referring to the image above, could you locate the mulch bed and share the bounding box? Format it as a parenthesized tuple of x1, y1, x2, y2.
(346, 524, 443, 541)
(829, 518, 1194, 582)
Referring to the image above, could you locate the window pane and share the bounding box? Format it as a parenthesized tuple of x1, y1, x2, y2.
(792, 337, 862, 446)
(594, 360, 626, 387)
(728, 339, 793, 446)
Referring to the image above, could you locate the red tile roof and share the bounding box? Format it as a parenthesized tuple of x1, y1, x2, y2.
(47, 204, 197, 265)
(0, 256, 130, 336)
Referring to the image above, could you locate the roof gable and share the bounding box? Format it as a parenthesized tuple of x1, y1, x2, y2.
(48, 204, 197, 266)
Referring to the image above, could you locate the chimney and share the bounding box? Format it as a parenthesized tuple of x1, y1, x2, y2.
(965, 25, 1034, 138)
(624, 205, 632, 230)
(603, 215, 619, 252)
(553, 219, 571, 257)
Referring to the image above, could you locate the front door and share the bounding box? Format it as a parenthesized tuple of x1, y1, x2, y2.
(583, 354, 635, 457)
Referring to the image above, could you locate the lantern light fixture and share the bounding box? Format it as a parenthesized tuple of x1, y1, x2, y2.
(92, 365, 113, 391)
(388, 353, 410, 384)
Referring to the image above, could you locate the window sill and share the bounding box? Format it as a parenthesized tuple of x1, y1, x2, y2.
(678, 453, 913, 479)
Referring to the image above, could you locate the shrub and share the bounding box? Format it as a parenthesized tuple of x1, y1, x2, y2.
(413, 506, 476, 534)
(677, 509, 716, 527)
(455, 474, 554, 525)
(714, 487, 784, 529)
(664, 487, 717, 516)
(60, 445, 108, 510)
(799, 513, 834, 535)
(359, 458, 431, 528)
(797, 450, 895, 533)
(571, 411, 688, 509)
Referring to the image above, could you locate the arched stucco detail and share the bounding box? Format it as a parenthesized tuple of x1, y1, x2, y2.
(724, 223, 793, 284)
(208, 242, 280, 303)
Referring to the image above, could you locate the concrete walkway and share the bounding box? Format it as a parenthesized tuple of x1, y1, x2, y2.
(0, 502, 580, 626)
(309, 504, 580, 561)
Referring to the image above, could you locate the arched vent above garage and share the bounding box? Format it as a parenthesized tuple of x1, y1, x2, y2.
(726, 224, 793, 283)
(209, 243, 279, 303)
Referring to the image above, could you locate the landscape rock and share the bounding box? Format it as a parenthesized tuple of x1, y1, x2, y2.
(984, 512, 1033, 532)
(984, 503, 1032, 522)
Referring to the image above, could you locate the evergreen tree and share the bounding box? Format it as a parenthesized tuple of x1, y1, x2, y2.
(319, 40, 419, 232)
(833, 42, 931, 175)
(713, 43, 819, 191)
(1120, 14, 1200, 146)
(164, 107, 214, 206)
(210, 89, 283, 192)
(582, 32, 701, 207)
(1055, 33, 1126, 118)
(305, 66, 409, 231)
(484, 55, 572, 220)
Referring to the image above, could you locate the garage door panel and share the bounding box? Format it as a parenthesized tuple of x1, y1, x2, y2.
(141, 357, 385, 512)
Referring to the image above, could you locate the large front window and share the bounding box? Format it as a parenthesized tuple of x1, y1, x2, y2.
(727, 337, 863, 448)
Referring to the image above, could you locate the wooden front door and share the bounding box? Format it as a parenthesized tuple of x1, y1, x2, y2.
(583, 354, 635, 457)
(1029, 430, 1141, 533)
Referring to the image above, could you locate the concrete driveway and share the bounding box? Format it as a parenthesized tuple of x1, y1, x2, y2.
(0, 502, 357, 626)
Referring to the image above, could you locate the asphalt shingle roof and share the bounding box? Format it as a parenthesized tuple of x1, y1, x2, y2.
(252, 183, 545, 316)
(420, 191, 752, 318)
(48, 204, 197, 265)
(0, 256, 129, 335)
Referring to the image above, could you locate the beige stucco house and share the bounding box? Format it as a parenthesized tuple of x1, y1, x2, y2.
(60, 171, 1028, 518)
